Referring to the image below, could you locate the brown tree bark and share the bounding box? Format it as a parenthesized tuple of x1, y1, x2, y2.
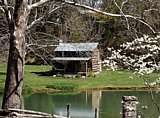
(2, 0, 29, 109)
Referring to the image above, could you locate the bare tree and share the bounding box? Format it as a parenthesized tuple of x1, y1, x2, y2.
(1, 0, 30, 109)
(0, 0, 62, 109)
(0, 0, 157, 110)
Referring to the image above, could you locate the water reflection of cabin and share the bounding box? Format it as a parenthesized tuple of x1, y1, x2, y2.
(52, 43, 102, 76)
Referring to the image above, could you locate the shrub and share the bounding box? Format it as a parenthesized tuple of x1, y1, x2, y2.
(23, 85, 33, 95)
(46, 83, 79, 91)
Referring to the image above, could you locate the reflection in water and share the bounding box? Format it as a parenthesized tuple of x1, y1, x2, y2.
(0, 91, 160, 118)
(24, 92, 95, 118)
(92, 91, 102, 118)
(24, 91, 160, 118)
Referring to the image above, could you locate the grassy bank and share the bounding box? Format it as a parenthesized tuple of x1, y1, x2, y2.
(0, 64, 159, 93)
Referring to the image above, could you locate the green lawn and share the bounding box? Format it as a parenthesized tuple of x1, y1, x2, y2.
(0, 63, 159, 93)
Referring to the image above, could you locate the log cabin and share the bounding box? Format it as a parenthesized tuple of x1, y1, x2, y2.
(52, 42, 102, 76)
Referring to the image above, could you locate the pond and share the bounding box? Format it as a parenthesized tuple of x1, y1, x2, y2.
(0, 90, 160, 118)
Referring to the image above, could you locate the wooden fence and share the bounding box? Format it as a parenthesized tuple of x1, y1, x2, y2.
(0, 109, 67, 118)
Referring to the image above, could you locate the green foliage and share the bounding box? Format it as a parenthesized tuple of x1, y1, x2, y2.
(23, 85, 33, 95)
(0, 76, 5, 84)
(70, 32, 81, 41)
(48, 91, 80, 96)
(91, 12, 113, 21)
(0, 84, 4, 93)
(46, 83, 79, 91)
(0, 64, 6, 93)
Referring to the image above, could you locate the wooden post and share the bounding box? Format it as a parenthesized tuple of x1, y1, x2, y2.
(94, 108, 98, 118)
(66, 104, 70, 118)
(85, 91, 88, 104)
(85, 61, 88, 77)
(122, 96, 138, 118)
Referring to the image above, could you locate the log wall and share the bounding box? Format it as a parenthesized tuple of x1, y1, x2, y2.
(91, 48, 102, 74)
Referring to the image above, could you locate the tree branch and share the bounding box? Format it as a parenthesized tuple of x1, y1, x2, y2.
(29, 0, 50, 9)
(28, 0, 155, 33)
(63, 0, 156, 33)
(1, 0, 12, 23)
(26, 43, 58, 47)
(26, 46, 49, 64)
(27, 16, 44, 29)
(113, 0, 130, 30)
(0, 6, 5, 12)
(121, 0, 128, 10)
(27, 6, 61, 29)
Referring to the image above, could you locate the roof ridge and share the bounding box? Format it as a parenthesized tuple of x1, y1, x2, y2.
(55, 42, 99, 51)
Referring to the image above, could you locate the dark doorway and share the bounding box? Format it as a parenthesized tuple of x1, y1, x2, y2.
(66, 61, 81, 74)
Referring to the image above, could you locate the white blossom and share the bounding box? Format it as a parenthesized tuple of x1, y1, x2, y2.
(102, 34, 160, 73)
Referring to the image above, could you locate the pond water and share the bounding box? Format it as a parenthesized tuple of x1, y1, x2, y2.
(0, 90, 160, 118)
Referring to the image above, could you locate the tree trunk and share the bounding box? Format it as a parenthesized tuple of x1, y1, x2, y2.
(2, 0, 29, 109)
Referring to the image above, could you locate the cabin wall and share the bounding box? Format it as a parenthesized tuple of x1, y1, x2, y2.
(91, 48, 102, 74)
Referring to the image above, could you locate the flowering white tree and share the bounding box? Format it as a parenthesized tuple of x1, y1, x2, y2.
(103, 34, 160, 73)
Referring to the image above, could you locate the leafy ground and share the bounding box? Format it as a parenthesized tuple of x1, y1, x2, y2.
(0, 64, 159, 93)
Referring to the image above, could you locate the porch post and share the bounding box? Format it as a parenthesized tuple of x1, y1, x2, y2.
(85, 61, 88, 76)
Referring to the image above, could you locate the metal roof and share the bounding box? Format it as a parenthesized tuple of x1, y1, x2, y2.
(52, 57, 91, 61)
(54, 43, 98, 51)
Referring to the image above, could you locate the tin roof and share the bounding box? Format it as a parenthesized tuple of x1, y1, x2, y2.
(52, 57, 91, 61)
(54, 43, 98, 52)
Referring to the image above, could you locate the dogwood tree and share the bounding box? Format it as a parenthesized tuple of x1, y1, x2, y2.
(103, 34, 160, 73)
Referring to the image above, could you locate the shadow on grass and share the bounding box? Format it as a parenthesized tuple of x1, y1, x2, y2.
(0, 72, 6, 75)
(31, 70, 53, 76)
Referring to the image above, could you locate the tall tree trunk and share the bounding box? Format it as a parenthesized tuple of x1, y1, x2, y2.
(2, 0, 29, 109)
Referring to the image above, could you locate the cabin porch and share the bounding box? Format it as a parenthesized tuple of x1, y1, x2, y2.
(52, 57, 92, 76)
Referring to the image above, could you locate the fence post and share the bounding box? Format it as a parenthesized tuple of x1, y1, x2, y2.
(94, 108, 98, 118)
(66, 104, 70, 118)
(122, 96, 138, 118)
